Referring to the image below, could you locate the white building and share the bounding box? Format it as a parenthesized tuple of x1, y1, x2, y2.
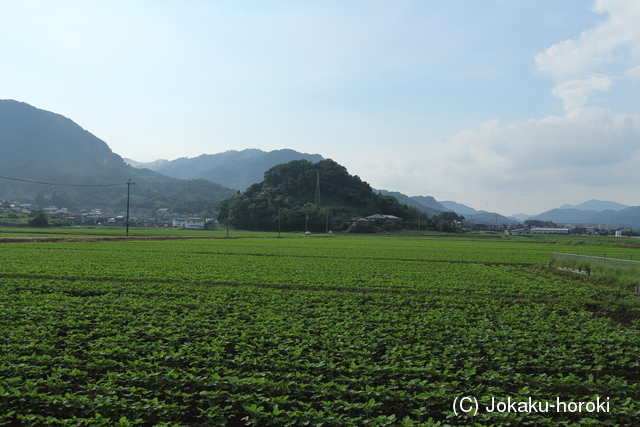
(510, 228, 531, 236)
(530, 228, 569, 235)
(184, 218, 205, 230)
(172, 218, 186, 228)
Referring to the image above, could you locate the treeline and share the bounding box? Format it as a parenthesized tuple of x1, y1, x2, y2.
(0, 211, 71, 227)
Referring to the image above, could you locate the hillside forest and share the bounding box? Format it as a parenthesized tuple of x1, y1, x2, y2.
(216, 159, 463, 232)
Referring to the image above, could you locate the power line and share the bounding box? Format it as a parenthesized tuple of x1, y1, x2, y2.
(0, 174, 215, 205)
(141, 187, 212, 205)
(0, 175, 124, 187)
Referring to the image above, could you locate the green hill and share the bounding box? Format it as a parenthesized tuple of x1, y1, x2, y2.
(217, 158, 420, 232)
(0, 100, 235, 215)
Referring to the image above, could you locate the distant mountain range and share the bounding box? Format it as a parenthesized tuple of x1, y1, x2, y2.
(557, 199, 629, 211)
(126, 149, 324, 191)
(373, 191, 519, 225)
(1, 99, 637, 227)
(370, 194, 639, 228)
(529, 204, 640, 229)
(501, 199, 639, 229)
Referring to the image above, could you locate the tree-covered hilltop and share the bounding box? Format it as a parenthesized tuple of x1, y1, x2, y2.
(217, 159, 423, 231)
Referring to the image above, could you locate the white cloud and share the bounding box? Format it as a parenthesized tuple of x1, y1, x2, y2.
(551, 74, 613, 112)
(625, 65, 640, 78)
(348, 105, 640, 215)
(438, 107, 640, 189)
(535, 0, 640, 77)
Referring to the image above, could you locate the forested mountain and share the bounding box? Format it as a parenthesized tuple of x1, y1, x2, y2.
(0, 100, 235, 215)
(129, 148, 324, 191)
(217, 159, 420, 231)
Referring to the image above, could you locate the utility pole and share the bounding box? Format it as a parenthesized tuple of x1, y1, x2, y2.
(305, 212, 308, 233)
(325, 211, 329, 233)
(314, 171, 320, 206)
(417, 211, 421, 232)
(126, 179, 135, 237)
(278, 207, 281, 237)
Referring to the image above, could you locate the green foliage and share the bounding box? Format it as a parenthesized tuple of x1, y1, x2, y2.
(218, 159, 413, 231)
(0, 210, 72, 228)
(28, 211, 49, 227)
(0, 212, 32, 227)
(551, 251, 640, 290)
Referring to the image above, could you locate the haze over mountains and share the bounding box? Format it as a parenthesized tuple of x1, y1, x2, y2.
(558, 200, 629, 212)
(1, 99, 638, 228)
(529, 204, 640, 229)
(126, 149, 324, 191)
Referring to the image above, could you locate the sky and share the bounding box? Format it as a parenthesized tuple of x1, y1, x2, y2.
(1, 0, 639, 216)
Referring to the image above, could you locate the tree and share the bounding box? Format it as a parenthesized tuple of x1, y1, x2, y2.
(433, 211, 465, 232)
(30, 211, 49, 227)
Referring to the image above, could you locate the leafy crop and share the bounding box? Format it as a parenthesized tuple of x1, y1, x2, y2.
(1, 235, 639, 425)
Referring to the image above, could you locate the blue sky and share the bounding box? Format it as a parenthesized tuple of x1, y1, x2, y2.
(2, 0, 639, 215)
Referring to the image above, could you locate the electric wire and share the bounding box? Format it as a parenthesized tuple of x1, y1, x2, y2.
(0, 174, 216, 206)
(0, 175, 125, 187)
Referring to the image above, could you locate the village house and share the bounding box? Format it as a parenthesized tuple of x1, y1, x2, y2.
(172, 218, 186, 228)
(184, 218, 205, 230)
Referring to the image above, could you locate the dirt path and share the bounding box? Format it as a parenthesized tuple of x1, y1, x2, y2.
(0, 235, 244, 243)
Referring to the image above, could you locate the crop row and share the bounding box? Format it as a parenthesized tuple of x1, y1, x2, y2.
(0, 243, 627, 302)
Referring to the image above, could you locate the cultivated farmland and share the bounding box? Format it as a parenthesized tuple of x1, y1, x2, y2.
(1, 234, 639, 426)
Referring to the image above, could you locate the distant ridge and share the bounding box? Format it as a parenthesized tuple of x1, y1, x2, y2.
(532, 206, 640, 228)
(131, 149, 324, 190)
(374, 190, 443, 216)
(558, 199, 629, 212)
(438, 200, 479, 216)
(411, 195, 448, 212)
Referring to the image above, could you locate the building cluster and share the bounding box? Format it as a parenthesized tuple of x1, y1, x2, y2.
(347, 214, 403, 228)
(0, 200, 31, 214)
(1, 200, 214, 229)
(507, 224, 631, 236)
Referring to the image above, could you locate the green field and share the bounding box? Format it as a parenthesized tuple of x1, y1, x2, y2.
(1, 233, 639, 426)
